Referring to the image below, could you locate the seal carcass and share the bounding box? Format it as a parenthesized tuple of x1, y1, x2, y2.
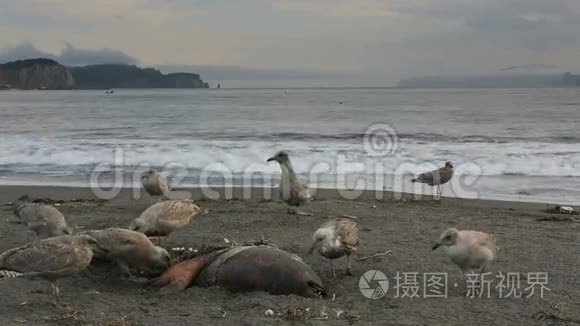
(154, 246, 326, 298)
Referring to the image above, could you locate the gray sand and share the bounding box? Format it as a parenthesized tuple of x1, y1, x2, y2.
(0, 186, 578, 325)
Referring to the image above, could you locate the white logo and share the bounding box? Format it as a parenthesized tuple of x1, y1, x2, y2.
(363, 123, 399, 157)
(359, 270, 389, 299)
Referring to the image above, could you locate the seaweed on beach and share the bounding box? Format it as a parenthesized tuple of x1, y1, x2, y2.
(28, 197, 109, 205)
(537, 215, 578, 222)
(542, 205, 579, 218)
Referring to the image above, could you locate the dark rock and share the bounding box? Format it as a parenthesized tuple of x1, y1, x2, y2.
(69, 64, 208, 89)
(0, 58, 76, 89)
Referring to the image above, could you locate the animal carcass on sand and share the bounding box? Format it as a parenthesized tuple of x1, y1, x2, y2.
(154, 246, 326, 298)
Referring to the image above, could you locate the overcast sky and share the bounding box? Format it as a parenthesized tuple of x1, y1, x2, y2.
(1, 0, 580, 86)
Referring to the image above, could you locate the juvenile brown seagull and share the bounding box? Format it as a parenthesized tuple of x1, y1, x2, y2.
(432, 228, 497, 286)
(129, 199, 202, 245)
(267, 151, 312, 219)
(308, 218, 359, 277)
(412, 161, 454, 197)
(11, 195, 72, 239)
(79, 228, 172, 280)
(0, 234, 98, 307)
(141, 169, 171, 200)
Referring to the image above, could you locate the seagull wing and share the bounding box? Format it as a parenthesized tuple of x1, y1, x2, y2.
(335, 219, 359, 251)
(0, 239, 90, 275)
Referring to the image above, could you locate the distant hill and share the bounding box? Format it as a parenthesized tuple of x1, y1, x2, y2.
(0, 58, 75, 89)
(69, 64, 209, 89)
(398, 73, 580, 88)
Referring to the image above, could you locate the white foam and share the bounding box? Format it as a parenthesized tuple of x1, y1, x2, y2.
(1, 135, 579, 178)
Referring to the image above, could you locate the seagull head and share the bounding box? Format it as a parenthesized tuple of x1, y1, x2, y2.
(266, 151, 290, 164)
(432, 227, 459, 250)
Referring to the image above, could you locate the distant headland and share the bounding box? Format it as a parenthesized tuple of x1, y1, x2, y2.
(0, 58, 209, 90)
(398, 73, 580, 88)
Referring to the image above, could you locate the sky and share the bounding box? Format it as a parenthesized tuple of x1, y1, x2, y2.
(1, 0, 580, 87)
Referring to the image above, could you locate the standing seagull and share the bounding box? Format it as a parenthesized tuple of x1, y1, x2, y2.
(307, 218, 359, 277)
(0, 234, 98, 307)
(267, 151, 312, 219)
(432, 228, 497, 289)
(141, 169, 171, 200)
(129, 199, 202, 246)
(79, 228, 172, 281)
(11, 195, 72, 239)
(412, 162, 454, 197)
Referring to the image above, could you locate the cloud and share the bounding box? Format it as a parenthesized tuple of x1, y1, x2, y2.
(58, 43, 138, 65)
(270, 0, 398, 17)
(2, 0, 580, 84)
(0, 43, 138, 65)
(25, 0, 212, 24)
(0, 43, 51, 62)
(395, 0, 580, 51)
(500, 64, 557, 72)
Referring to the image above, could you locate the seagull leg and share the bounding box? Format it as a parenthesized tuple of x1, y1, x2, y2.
(459, 269, 467, 295)
(82, 266, 100, 280)
(330, 260, 336, 278)
(151, 236, 169, 248)
(50, 281, 63, 308)
(118, 260, 134, 280)
(118, 261, 149, 283)
(345, 254, 353, 276)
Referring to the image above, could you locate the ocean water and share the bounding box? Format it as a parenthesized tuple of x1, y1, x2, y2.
(0, 88, 579, 204)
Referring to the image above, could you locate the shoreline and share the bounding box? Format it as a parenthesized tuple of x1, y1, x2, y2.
(0, 184, 576, 212)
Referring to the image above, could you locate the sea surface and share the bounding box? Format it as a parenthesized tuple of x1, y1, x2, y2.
(0, 88, 579, 204)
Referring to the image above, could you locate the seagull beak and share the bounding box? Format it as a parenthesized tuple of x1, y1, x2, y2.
(266, 157, 275, 162)
(431, 242, 440, 250)
(307, 239, 321, 255)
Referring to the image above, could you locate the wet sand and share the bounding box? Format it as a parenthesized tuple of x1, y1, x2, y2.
(0, 186, 578, 325)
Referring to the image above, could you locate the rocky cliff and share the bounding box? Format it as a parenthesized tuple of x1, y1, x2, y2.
(69, 64, 209, 89)
(0, 59, 76, 89)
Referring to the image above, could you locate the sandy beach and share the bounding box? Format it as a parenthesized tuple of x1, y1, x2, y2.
(0, 185, 578, 325)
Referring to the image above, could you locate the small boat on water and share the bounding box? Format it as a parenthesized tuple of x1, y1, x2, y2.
(105, 89, 114, 94)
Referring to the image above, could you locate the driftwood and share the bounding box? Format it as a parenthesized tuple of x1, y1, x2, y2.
(355, 251, 392, 262)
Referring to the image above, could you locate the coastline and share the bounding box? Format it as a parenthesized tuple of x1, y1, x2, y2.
(0, 184, 576, 212)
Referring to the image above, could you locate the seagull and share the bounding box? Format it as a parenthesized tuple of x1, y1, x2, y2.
(412, 162, 454, 197)
(307, 218, 359, 277)
(432, 228, 497, 290)
(0, 234, 98, 307)
(129, 199, 202, 246)
(79, 228, 172, 281)
(11, 195, 72, 239)
(267, 151, 312, 220)
(141, 169, 171, 200)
